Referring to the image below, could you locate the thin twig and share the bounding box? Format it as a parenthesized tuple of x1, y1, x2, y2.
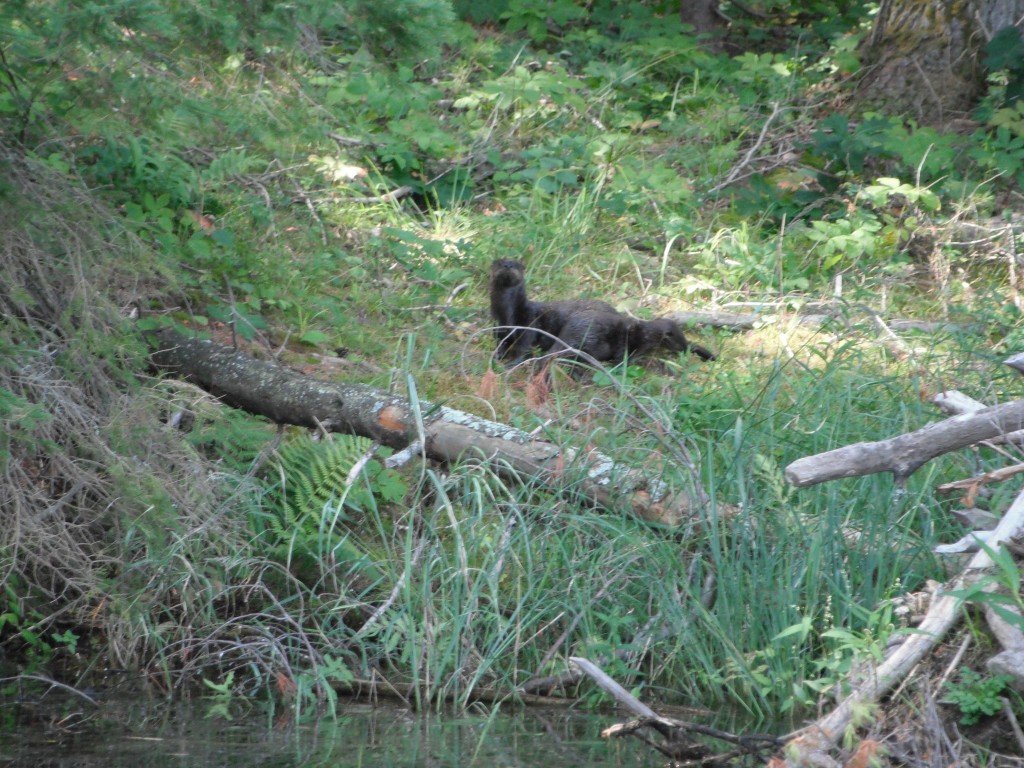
(937, 461, 1024, 494)
(292, 179, 328, 245)
(347, 185, 414, 205)
(1002, 696, 1024, 755)
(709, 101, 783, 193)
(348, 536, 426, 642)
(1, 675, 98, 706)
(936, 633, 971, 691)
(384, 440, 422, 469)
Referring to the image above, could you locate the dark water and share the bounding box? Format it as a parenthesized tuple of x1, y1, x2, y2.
(0, 689, 663, 767)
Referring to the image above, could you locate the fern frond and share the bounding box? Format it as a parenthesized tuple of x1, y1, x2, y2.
(276, 434, 373, 527)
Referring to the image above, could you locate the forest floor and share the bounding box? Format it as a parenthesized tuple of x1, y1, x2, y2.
(3, 3, 1024, 765)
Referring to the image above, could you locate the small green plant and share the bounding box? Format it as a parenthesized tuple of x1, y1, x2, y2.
(203, 671, 238, 720)
(985, 25, 1024, 106)
(0, 611, 52, 666)
(804, 213, 882, 270)
(944, 668, 1013, 725)
(293, 654, 356, 719)
(859, 177, 940, 213)
(591, 363, 645, 386)
(51, 629, 79, 655)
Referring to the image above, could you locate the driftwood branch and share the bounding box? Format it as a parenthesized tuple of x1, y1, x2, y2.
(570, 657, 782, 762)
(1006, 352, 1024, 375)
(782, 486, 1024, 766)
(148, 329, 706, 526)
(934, 389, 1024, 449)
(784, 398, 1024, 487)
(937, 389, 1024, 689)
(787, 357, 1024, 488)
(569, 657, 659, 719)
(571, 657, 711, 761)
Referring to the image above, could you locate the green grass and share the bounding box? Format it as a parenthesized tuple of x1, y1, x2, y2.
(2, 0, 1021, 734)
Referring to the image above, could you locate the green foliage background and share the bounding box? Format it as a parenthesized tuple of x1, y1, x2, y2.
(2, 0, 1023, 736)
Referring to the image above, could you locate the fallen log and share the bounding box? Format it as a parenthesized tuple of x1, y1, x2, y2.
(933, 389, 1024, 448)
(147, 329, 706, 526)
(784, 398, 1024, 487)
(780, 485, 1024, 766)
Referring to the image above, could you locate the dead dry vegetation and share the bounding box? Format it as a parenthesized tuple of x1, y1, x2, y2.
(0, 146, 267, 671)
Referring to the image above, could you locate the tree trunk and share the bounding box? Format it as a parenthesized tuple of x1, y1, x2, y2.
(857, 0, 1024, 125)
(680, 0, 723, 35)
(148, 329, 709, 527)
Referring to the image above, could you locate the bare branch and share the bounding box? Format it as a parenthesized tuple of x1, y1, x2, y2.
(785, 399, 1024, 487)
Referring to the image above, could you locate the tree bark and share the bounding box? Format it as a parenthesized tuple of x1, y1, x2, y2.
(148, 329, 707, 526)
(784, 398, 1024, 486)
(680, 0, 724, 35)
(856, 0, 1024, 125)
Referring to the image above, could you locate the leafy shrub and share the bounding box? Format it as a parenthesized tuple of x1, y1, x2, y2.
(984, 25, 1024, 107)
(167, 0, 455, 62)
(808, 114, 964, 189)
(501, 0, 585, 44)
(944, 669, 1013, 725)
(80, 136, 198, 209)
(969, 122, 1024, 189)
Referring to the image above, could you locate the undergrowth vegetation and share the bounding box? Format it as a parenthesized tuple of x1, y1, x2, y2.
(3, 0, 1024, 743)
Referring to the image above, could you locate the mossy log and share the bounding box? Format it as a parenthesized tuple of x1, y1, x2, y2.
(148, 329, 706, 526)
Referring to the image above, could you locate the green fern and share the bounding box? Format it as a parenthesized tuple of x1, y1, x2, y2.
(266, 434, 405, 586)
(275, 434, 373, 532)
(270, 433, 407, 536)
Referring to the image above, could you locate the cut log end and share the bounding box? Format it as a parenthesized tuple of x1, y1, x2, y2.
(1006, 352, 1024, 376)
(377, 404, 409, 433)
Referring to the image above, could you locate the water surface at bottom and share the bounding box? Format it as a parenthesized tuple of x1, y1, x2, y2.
(0, 692, 662, 767)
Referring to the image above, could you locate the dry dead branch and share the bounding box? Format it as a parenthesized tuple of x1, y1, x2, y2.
(570, 656, 782, 762)
(781, 486, 1024, 766)
(784, 398, 1024, 487)
(937, 462, 1024, 494)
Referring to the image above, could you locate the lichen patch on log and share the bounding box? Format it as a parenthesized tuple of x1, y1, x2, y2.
(437, 407, 533, 443)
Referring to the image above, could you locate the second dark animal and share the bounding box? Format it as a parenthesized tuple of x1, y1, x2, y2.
(629, 316, 717, 361)
(553, 310, 716, 375)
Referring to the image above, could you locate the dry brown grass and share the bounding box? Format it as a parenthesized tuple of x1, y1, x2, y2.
(0, 143, 250, 671)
